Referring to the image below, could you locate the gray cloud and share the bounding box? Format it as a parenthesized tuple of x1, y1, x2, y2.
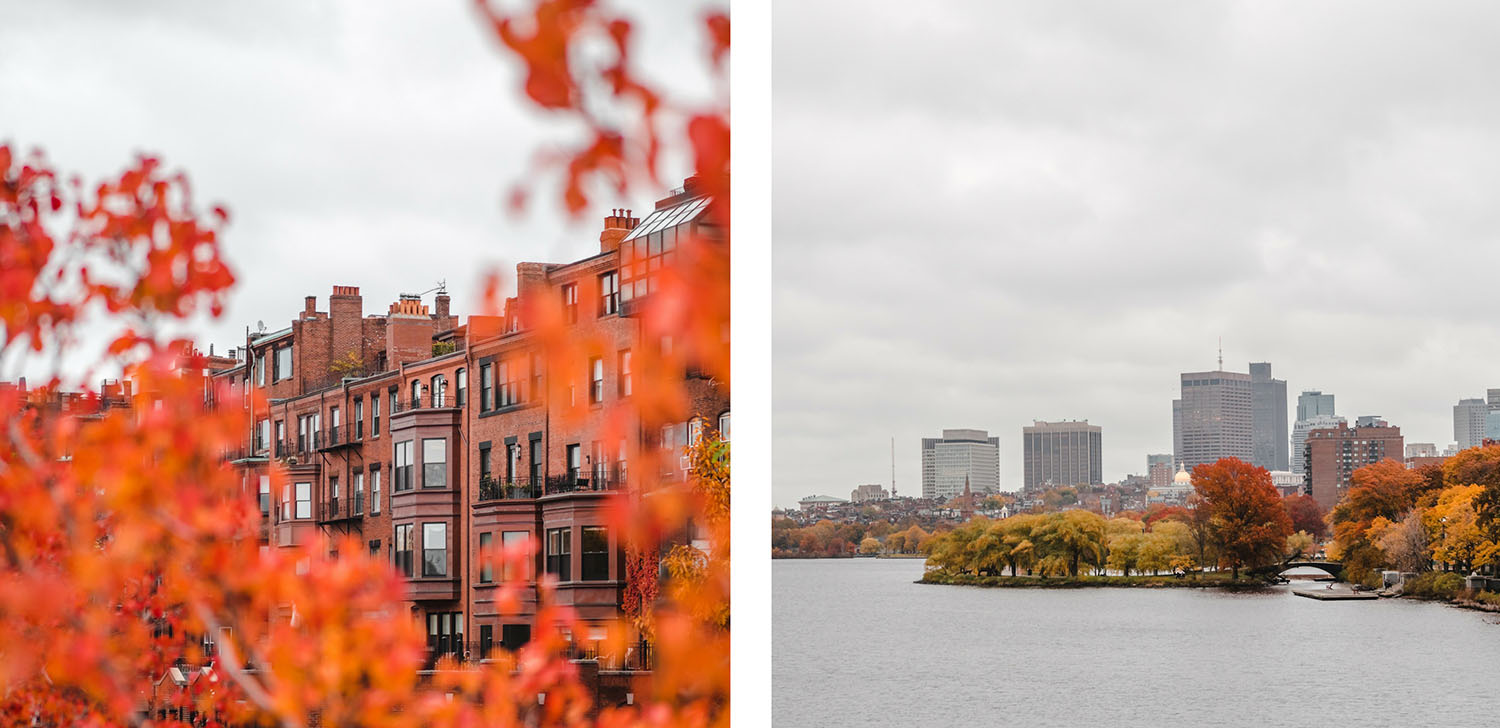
(774, 0, 1500, 507)
(1, 0, 716, 378)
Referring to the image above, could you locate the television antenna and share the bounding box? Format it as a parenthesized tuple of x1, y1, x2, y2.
(400, 280, 448, 301)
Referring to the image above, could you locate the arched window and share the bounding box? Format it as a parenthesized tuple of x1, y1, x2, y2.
(431, 374, 447, 407)
(411, 379, 421, 408)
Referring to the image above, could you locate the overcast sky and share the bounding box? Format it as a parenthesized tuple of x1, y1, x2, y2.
(1, 0, 714, 378)
(773, 1, 1500, 508)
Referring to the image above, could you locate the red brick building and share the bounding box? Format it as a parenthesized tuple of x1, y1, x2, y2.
(210, 180, 728, 665)
(1303, 420, 1403, 510)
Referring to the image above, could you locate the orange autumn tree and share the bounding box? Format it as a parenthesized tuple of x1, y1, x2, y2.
(1, 2, 729, 727)
(1189, 458, 1292, 578)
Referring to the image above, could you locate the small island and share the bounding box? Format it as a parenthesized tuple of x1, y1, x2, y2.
(918, 570, 1277, 589)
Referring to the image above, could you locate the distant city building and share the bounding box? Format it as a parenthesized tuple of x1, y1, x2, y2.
(1173, 367, 1253, 470)
(798, 494, 848, 511)
(1147, 453, 1173, 488)
(1250, 363, 1289, 471)
(921, 429, 1000, 499)
(1486, 411, 1500, 443)
(1405, 443, 1438, 459)
(1022, 420, 1103, 491)
(1455, 398, 1487, 451)
(1291, 390, 1336, 477)
(1292, 414, 1346, 477)
(1355, 415, 1388, 428)
(1269, 470, 1302, 498)
(1148, 463, 1194, 505)
(1305, 420, 1403, 510)
(850, 484, 888, 503)
(1296, 390, 1336, 421)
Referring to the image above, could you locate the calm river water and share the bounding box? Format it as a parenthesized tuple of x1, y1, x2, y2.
(774, 558, 1500, 727)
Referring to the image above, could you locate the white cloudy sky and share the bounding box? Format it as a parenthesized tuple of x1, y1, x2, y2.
(773, 1, 1500, 507)
(1, 0, 717, 378)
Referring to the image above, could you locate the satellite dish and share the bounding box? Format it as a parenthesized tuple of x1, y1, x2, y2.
(256, 320, 266, 333)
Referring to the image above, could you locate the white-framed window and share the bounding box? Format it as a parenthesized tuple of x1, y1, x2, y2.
(598, 270, 619, 316)
(423, 438, 447, 488)
(561, 283, 578, 323)
(395, 441, 413, 492)
(589, 358, 604, 403)
(295, 482, 311, 519)
(719, 411, 731, 442)
(423, 522, 448, 577)
(275, 346, 293, 382)
(618, 350, 632, 397)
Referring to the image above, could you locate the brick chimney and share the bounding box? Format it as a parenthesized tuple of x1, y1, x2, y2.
(303, 295, 317, 318)
(329, 286, 364, 373)
(599, 208, 640, 253)
(434, 292, 450, 320)
(386, 295, 434, 367)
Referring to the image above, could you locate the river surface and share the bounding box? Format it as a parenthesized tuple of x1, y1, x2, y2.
(773, 558, 1500, 727)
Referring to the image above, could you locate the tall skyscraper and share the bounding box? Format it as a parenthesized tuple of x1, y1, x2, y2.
(1021, 420, 1103, 491)
(921, 429, 1000, 499)
(1249, 362, 1288, 470)
(1173, 368, 1253, 470)
(1296, 390, 1336, 422)
(1454, 398, 1487, 451)
(1291, 390, 1337, 476)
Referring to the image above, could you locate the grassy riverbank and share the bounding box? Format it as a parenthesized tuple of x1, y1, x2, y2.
(919, 571, 1277, 588)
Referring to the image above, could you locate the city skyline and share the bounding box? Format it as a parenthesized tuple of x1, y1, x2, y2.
(772, 350, 1494, 507)
(774, 0, 1500, 509)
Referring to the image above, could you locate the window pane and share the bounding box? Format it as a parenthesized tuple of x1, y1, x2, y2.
(423, 438, 447, 488)
(423, 523, 447, 577)
(295, 482, 311, 519)
(502, 531, 528, 581)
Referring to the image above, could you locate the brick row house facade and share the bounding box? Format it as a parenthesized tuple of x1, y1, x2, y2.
(211, 181, 728, 667)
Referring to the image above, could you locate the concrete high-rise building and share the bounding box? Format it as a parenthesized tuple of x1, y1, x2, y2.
(1296, 390, 1336, 422)
(1173, 368, 1253, 470)
(1292, 390, 1338, 477)
(1021, 420, 1103, 491)
(921, 429, 1000, 499)
(1250, 362, 1288, 471)
(1146, 453, 1173, 488)
(1305, 420, 1403, 510)
(1454, 398, 1487, 451)
(1292, 414, 1347, 477)
(1406, 443, 1438, 459)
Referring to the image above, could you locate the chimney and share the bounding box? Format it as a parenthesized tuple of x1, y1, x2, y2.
(329, 286, 364, 370)
(599, 207, 640, 253)
(304, 295, 317, 317)
(435, 292, 450, 320)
